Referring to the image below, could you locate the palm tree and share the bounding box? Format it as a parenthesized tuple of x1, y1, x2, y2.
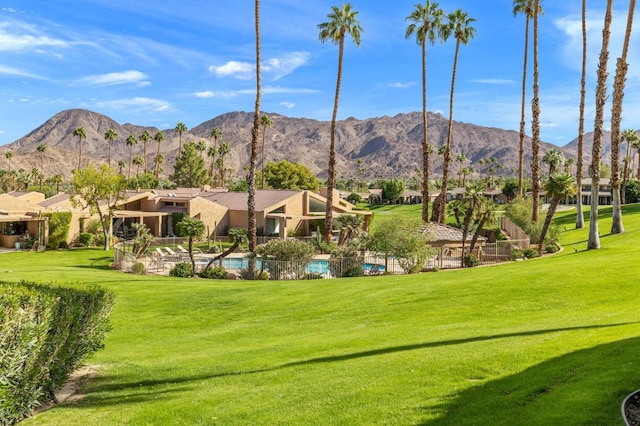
(4, 151, 12, 173)
(36, 144, 46, 190)
(117, 160, 126, 175)
(125, 134, 138, 180)
(175, 216, 206, 277)
(542, 149, 564, 175)
(455, 152, 467, 187)
(50, 173, 63, 193)
(133, 155, 144, 177)
(460, 181, 484, 266)
(530, 0, 542, 224)
(318, 3, 363, 243)
(73, 126, 86, 170)
(621, 129, 638, 203)
(195, 140, 207, 161)
(437, 9, 476, 224)
(207, 145, 217, 183)
(139, 130, 152, 173)
(217, 141, 230, 187)
(538, 173, 577, 254)
(175, 121, 188, 155)
(204, 228, 248, 271)
(405, 1, 444, 223)
(513, 0, 543, 196)
(153, 130, 165, 178)
(155, 154, 165, 177)
(259, 114, 273, 189)
(588, 0, 614, 250)
(609, 0, 636, 235)
(575, 0, 587, 229)
(104, 128, 118, 168)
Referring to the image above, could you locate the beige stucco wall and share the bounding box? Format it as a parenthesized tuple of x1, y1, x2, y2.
(188, 197, 229, 237)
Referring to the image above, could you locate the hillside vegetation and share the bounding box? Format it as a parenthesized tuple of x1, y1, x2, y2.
(7, 204, 639, 424)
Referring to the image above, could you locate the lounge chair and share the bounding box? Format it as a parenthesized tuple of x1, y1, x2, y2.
(165, 247, 178, 256)
(368, 264, 383, 276)
(176, 245, 188, 253)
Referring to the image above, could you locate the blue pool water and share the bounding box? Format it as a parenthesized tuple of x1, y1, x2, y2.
(217, 258, 385, 275)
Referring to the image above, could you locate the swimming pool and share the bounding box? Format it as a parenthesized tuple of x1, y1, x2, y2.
(216, 258, 385, 275)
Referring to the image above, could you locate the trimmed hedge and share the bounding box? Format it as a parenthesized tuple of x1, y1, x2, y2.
(0, 281, 114, 424)
(42, 212, 72, 250)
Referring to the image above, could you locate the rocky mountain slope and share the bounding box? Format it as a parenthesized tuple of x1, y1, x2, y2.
(0, 108, 614, 181)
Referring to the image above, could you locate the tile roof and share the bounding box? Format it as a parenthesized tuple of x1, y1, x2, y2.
(199, 189, 301, 211)
(423, 222, 486, 243)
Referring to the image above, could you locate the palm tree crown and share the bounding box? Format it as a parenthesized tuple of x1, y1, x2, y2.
(73, 126, 86, 170)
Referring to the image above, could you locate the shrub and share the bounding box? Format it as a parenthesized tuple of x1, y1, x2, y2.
(169, 262, 193, 278)
(544, 243, 559, 254)
(329, 245, 363, 278)
(0, 281, 114, 424)
(523, 248, 539, 259)
(131, 262, 146, 275)
(199, 266, 228, 279)
(43, 212, 72, 250)
(256, 239, 315, 280)
(58, 241, 69, 249)
(77, 232, 95, 247)
(343, 267, 364, 277)
(463, 254, 480, 268)
(346, 193, 361, 204)
(511, 248, 524, 260)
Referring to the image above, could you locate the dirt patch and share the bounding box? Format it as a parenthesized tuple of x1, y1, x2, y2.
(34, 365, 99, 414)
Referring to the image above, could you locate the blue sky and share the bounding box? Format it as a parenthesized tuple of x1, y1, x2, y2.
(0, 0, 638, 147)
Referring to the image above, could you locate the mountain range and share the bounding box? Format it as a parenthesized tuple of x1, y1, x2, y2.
(0, 108, 615, 181)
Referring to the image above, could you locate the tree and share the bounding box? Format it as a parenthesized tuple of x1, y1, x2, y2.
(502, 177, 519, 201)
(259, 114, 274, 189)
(621, 129, 639, 202)
(132, 155, 144, 177)
(576, 0, 587, 229)
(153, 130, 165, 178)
(175, 216, 206, 277)
(609, 0, 636, 235)
(538, 174, 577, 254)
(318, 3, 363, 243)
(513, 0, 543, 196)
(460, 181, 484, 266)
(71, 163, 127, 250)
(405, 1, 444, 223)
(50, 173, 64, 193)
(73, 126, 86, 171)
(36, 144, 46, 190)
(204, 228, 248, 271)
(367, 217, 433, 274)
(172, 141, 209, 188)
(209, 127, 222, 182)
(530, 0, 542, 224)
(217, 141, 230, 187)
(125, 134, 138, 180)
(588, 0, 613, 250)
(337, 214, 364, 247)
(437, 9, 476, 224)
(138, 130, 152, 174)
(263, 160, 320, 190)
(4, 151, 12, 173)
(542, 149, 565, 174)
(117, 160, 126, 175)
(195, 139, 207, 160)
(455, 152, 467, 187)
(381, 178, 405, 202)
(174, 121, 188, 156)
(104, 128, 118, 169)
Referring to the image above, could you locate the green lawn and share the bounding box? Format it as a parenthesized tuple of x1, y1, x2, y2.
(8, 204, 640, 425)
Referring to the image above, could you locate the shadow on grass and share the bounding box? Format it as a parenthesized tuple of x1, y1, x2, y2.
(71, 256, 115, 271)
(82, 322, 634, 399)
(421, 336, 640, 425)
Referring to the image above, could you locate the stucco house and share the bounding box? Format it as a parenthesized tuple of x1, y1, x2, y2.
(0, 192, 49, 248)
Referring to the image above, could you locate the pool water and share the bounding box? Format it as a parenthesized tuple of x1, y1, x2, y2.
(217, 258, 384, 275)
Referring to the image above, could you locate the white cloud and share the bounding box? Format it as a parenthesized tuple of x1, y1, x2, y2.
(0, 64, 44, 79)
(389, 82, 416, 89)
(0, 22, 69, 51)
(193, 85, 318, 98)
(209, 61, 254, 80)
(209, 52, 311, 81)
(96, 97, 172, 112)
(471, 79, 516, 85)
(280, 102, 295, 108)
(75, 70, 150, 86)
(262, 52, 310, 80)
(194, 91, 216, 98)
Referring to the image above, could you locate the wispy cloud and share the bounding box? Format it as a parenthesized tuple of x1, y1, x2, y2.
(75, 70, 150, 86)
(389, 82, 416, 89)
(194, 85, 318, 98)
(471, 78, 516, 85)
(0, 64, 44, 79)
(209, 52, 311, 81)
(280, 102, 295, 109)
(95, 97, 172, 112)
(0, 21, 71, 52)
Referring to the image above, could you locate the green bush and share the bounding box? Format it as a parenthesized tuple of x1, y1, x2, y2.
(523, 248, 539, 259)
(169, 262, 193, 278)
(343, 267, 364, 277)
(43, 212, 72, 250)
(346, 193, 361, 204)
(131, 262, 146, 275)
(544, 243, 559, 254)
(77, 232, 95, 247)
(0, 281, 114, 424)
(463, 254, 480, 268)
(199, 266, 227, 279)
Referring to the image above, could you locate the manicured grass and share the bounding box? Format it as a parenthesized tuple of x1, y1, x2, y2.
(8, 204, 640, 424)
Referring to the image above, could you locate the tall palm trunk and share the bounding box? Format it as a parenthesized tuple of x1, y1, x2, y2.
(610, 0, 635, 235)
(518, 14, 530, 197)
(324, 32, 345, 243)
(530, 0, 541, 224)
(588, 0, 613, 250)
(538, 199, 559, 254)
(576, 0, 586, 229)
(439, 40, 461, 224)
(128, 146, 133, 180)
(247, 0, 261, 278)
(622, 140, 631, 204)
(108, 142, 112, 169)
(155, 142, 161, 178)
(261, 128, 267, 189)
(78, 136, 83, 171)
(421, 36, 430, 223)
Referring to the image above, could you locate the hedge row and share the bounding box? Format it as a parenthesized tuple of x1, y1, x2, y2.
(0, 281, 114, 425)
